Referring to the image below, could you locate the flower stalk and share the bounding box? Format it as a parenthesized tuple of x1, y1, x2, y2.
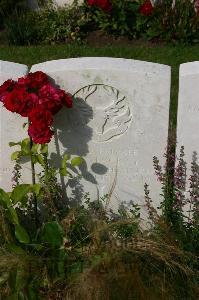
(30, 136, 38, 228)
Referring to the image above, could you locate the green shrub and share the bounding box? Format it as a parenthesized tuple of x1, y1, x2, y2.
(0, 0, 27, 28)
(5, 2, 92, 45)
(5, 11, 39, 46)
(4, 0, 199, 45)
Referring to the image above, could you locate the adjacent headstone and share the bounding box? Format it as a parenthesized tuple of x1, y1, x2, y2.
(177, 62, 199, 184)
(28, 0, 82, 10)
(53, 0, 83, 6)
(31, 58, 171, 210)
(53, 0, 74, 5)
(0, 61, 28, 191)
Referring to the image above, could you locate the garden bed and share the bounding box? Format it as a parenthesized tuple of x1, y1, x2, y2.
(85, 30, 166, 47)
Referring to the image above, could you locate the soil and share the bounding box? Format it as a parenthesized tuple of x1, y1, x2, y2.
(85, 30, 166, 48)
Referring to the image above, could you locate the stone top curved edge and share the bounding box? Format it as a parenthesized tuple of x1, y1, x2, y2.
(180, 61, 199, 77)
(30, 57, 170, 77)
(0, 60, 28, 76)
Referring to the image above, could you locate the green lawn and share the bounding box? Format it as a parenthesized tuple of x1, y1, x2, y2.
(0, 44, 198, 127)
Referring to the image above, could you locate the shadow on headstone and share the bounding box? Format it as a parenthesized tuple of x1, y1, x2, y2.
(49, 95, 108, 205)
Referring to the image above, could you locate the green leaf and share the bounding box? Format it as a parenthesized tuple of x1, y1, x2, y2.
(40, 144, 48, 154)
(7, 207, 19, 225)
(11, 151, 21, 161)
(61, 154, 70, 168)
(60, 154, 70, 176)
(15, 225, 30, 244)
(0, 188, 11, 208)
(11, 184, 31, 204)
(31, 143, 39, 154)
(59, 167, 67, 176)
(7, 244, 26, 255)
(10, 267, 27, 294)
(31, 184, 41, 196)
(31, 155, 38, 164)
(36, 154, 45, 166)
(71, 156, 84, 167)
(21, 138, 31, 155)
(28, 244, 44, 251)
(41, 222, 63, 248)
(9, 141, 21, 147)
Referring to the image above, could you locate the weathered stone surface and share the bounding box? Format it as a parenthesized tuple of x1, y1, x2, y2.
(31, 58, 171, 210)
(177, 62, 199, 186)
(28, 0, 83, 9)
(53, 0, 83, 6)
(0, 61, 28, 191)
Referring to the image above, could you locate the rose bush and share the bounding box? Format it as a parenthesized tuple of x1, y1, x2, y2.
(0, 71, 73, 144)
(139, 0, 153, 16)
(87, 0, 112, 13)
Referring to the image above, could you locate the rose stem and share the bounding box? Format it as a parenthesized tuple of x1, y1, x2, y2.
(30, 137, 38, 229)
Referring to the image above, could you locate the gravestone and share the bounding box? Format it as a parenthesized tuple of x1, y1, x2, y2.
(53, 0, 83, 6)
(31, 57, 171, 210)
(28, 0, 83, 9)
(177, 62, 199, 185)
(53, 0, 78, 5)
(0, 61, 28, 191)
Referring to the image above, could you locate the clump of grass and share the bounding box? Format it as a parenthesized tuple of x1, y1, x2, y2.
(46, 230, 198, 300)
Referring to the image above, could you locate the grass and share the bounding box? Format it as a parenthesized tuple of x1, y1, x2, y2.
(0, 43, 198, 127)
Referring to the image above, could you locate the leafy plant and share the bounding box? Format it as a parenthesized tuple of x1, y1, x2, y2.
(86, 0, 140, 38)
(137, 0, 199, 44)
(5, 1, 92, 45)
(0, 142, 198, 298)
(4, 10, 40, 46)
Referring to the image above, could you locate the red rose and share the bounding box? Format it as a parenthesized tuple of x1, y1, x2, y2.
(28, 107, 53, 127)
(38, 84, 64, 114)
(28, 71, 48, 89)
(1, 71, 73, 144)
(3, 88, 38, 117)
(39, 84, 62, 102)
(139, 0, 153, 16)
(17, 76, 31, 87)
(18, 71, 49, 90)
(0, 79, 15, 102)
(87, 0, 112, 13)
(28, 123, 53, 144)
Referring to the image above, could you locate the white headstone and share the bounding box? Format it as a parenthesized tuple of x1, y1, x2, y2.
(0, 61, 28, 191)
(52, 0, 83, 7)
(31, 58, 171, 210)
(28, 0, 83, 9)
(177, 62, 199, 182)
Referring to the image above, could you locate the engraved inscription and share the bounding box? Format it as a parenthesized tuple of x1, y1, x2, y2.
(73, 84, 132, 142)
